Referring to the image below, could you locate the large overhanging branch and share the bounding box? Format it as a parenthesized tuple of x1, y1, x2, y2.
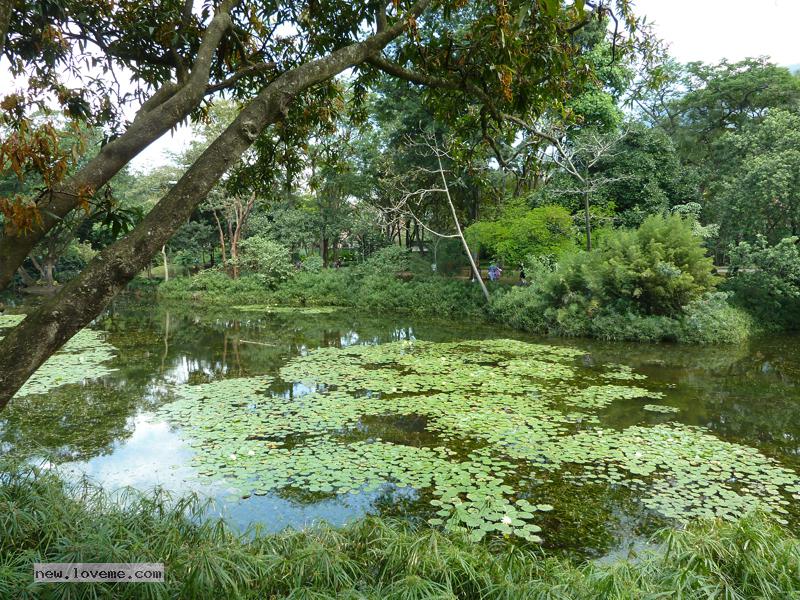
(0, 0, 434, 408)
(0, 0, 243, 292)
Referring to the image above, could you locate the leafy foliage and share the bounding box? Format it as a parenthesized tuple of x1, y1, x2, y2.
(711, 110, 800, 246)
(465, 204, 576, 265)
(3, 463, 800, 599)
(725, 236, 800, 330)
(236, 236, 294, 288)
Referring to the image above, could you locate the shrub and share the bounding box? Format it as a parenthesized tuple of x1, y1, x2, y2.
(724, 235, 800, 330)
(361, 245, 412, 273)
(466, 204, 576, 266)
(236, 236, 294, 288)
(543, 214, 718, 318)
(488, 285, 551, 333)
(159, 270, 274, 304)
(301, 254, 324, 272)
(355, 274, 485, 318)
(490, 215, 734, 343)
(677, 292, 756, 344)
(273, 268, 353, 306)
(432, 238, 470, 275)
(589, 213, 717, 316)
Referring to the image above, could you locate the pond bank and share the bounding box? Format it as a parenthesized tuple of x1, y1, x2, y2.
(156, 269, 761, 345)
(3, 462, 798, 600)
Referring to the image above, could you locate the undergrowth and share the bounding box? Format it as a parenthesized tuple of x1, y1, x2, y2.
(2, 463, 799, 599)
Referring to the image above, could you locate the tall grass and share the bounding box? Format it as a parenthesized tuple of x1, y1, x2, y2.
(2, 463, 799, 599)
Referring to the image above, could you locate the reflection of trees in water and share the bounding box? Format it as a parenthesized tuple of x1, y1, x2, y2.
(594, 335, 800, 464)
(0, 383, 150, 463)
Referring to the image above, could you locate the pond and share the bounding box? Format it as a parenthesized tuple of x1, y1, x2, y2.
(2, 297, 799, 559)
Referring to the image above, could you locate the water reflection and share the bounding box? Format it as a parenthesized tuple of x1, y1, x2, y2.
(2, 296, 799, 555)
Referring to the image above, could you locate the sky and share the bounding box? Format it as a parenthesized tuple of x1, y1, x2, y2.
(634, 0, 800, 66)
(116, 1, 800, 170)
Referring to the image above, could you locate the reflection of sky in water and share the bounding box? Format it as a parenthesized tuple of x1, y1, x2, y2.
(58, 412, 415, 532)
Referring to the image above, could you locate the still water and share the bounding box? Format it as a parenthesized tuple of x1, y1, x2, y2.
(2, 297, 799, 558)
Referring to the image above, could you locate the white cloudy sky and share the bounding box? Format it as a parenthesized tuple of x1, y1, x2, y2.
(124, 1, 796, 169)
(634, 0, 800, 65)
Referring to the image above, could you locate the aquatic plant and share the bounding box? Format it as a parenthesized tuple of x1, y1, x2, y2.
(643, 404, 680, 413)
(157, 337, 800, 542)
(1, 315, 117, 399)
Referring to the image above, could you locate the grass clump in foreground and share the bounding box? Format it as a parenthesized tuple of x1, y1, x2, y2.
(2, 464, 800, 599)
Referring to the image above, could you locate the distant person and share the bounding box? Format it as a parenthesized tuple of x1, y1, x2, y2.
(431, 262, 437, 273)
(519, 264, 527, 286)
(488, 264, 502, 282)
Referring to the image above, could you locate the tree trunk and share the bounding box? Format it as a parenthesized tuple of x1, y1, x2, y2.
(0, 0, 240, 292)
(161, 246, 169, 282)
(43, 260, 56, 288)
(0, 4, 429, 407)
(583, 187, 592, 252)
(436, 153, 489, 302)
(212, 209, 228, 267)
(17, 266, 36, 287)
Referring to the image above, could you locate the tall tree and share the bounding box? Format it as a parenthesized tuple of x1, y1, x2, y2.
(0, 1, 647, 406)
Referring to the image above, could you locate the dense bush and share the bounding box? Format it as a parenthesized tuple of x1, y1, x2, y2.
(490, 215, 737, 343)
(465, 204, 576, 266)
(432, 238, 470, 275)
(548, 213, 717, 317)
(236, 236, 294, 288)
(361, 244, 412, 273)
(159, 270, 274, 304)
(162, 255, 485, 319)
(300, 254, 324, 272)
(3, 463, 799, 599)
(271, 268, 354, 306)
(724, 235, 800, 330)
(678, 292, 756, 344)
(359, 245, 433, 276)
(355, 274, 485, 317)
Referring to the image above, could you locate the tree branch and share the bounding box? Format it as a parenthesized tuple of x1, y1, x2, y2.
(0, 0, 434, 406)
(0, 0, 241, 293)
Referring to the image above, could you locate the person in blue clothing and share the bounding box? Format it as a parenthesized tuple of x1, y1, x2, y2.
(488, 263, 502, 282)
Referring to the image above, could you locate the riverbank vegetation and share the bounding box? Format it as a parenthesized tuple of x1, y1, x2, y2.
(3, 463, 799, 600)
(158, 212, 792, 343)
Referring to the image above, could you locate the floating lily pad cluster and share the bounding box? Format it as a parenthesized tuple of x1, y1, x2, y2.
(550, 425, 798, 524)
(1, 315, 118, 398)
(643, 404, 681, 414)
(157, 337, 800, 541)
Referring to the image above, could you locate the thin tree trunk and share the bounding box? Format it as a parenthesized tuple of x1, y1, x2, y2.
(436, 153, 490, 302)
(212, 209, 227, 266)
(161, 246, 169, 282)
(583, 186, 592, 252)
(43, 260, 55, 288)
